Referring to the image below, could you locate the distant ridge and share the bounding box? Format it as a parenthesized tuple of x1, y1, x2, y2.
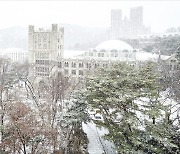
(0, 24, 107, 50)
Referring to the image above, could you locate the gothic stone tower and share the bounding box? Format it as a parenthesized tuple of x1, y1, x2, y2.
(28, 24, 64, 78)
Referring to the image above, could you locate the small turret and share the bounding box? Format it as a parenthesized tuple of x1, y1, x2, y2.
(29, 25, 34, 33)
(52, 24, 58, 32)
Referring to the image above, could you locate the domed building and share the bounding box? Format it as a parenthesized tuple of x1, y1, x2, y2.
(85, 40, 137, 61)
(29, 25, 170, 86)
(96, 40, 133, 51)
(55, 40, 137, 81)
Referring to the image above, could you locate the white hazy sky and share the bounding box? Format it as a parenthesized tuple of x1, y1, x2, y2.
(0, 1, 180, 33)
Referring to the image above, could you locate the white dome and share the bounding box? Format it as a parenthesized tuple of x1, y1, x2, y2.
(96, 40, 133, 51)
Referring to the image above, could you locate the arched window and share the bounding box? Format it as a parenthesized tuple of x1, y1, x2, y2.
(58, 62, 62, 68)
(71, 62, 76, 68)
(110, 50, 118, 57)
(79, 62, 84, 68)
(122, 49, 129, 52)
(64, 62, 69, 67)
(89, 52, 93, 56)
(100, 49, 106, 52)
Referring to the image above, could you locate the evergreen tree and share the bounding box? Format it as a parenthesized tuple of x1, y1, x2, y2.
(176, 46, 180, 64)
(81, 62, 179, 154)
(61, 90, 89, 154)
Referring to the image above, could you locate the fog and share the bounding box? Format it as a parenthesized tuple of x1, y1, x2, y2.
(0, 1, 180, 33)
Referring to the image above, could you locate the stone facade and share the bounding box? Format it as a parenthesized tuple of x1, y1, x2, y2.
(29, 24, 64, 77)
(28, 27, 137, 82)
(29, 24, 178, 85)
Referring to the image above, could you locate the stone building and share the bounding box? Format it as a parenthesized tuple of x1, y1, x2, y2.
(29, 24, 175, 85)
(28, 24, 64, 78)
(86, 40, 136, 61)
(160, 53, 180, 77)
(28, 25, 136, 80)
(56, 40, 137, 83)
(0, 48, 28, 63)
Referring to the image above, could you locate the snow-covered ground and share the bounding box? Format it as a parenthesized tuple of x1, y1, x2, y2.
(82, 122, 117, 154)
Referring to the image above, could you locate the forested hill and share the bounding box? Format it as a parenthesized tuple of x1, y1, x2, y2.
(123, 35, 180, 56)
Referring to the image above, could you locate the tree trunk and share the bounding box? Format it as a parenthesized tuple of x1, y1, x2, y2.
(152, 117, 155, 124)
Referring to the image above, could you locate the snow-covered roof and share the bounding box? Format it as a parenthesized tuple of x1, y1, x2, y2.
(95, 40, 133, 51)
(136, 51, 170, 61)
(0, 48, 28, 54)
(63, 50, 170, 62)
(165, 53, 177, 61)
(63, 50, 86, 59)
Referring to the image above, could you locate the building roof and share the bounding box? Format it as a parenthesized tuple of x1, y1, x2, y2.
(64, 50, 86, 59)
(0, 48, 28, 54)
(136, 51, 170, 61)
(95, 40, 133, 51)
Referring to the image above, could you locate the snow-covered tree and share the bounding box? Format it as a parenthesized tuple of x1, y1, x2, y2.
(81, 62, 179, 153)
(0, 58, 19, 144)
(62, 90, 89, 154)
(0, 59, 89, 154)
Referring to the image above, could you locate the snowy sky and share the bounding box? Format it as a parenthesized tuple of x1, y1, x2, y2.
(0, 1, 180, 33)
